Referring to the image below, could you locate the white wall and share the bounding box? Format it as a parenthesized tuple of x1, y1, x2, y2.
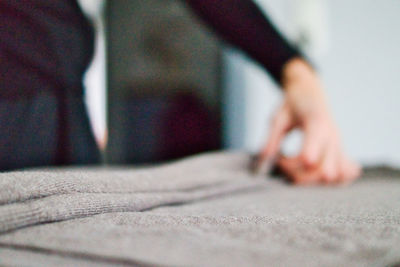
(319, 0, 400, 166)
(78, 0, 107, 149)
(224, 0, 400, 166)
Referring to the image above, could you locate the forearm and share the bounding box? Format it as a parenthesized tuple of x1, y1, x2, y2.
(186, 0, 301, 84)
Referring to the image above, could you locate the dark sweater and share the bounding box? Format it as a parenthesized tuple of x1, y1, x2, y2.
(0, 0, 300, 99)
(0, 0, 300, 168)
(0, 0, 94, 99)
(186, 0, 300, 84)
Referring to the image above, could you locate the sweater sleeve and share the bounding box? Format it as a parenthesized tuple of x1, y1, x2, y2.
(186, 0, 301, 84)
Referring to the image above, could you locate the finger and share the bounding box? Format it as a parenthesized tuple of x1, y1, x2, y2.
(276, 156, 300, 182)
(338, 158, 362, 185)
(300, 122, 326, 168)
(277, 156, 302, 174)
(258, 112, 291, 165)
(320, 142, 339, 184)
(292, 168, 321, 185)
(278, 156, 320, 185)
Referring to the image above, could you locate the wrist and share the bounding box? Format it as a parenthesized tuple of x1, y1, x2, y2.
(281, 58, 329, 112)
(281, 57, 316, 89)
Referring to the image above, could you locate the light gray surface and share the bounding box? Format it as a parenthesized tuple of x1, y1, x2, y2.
(0, 152, 399, 266)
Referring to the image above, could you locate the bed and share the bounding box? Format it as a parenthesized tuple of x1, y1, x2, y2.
(0, 152, 399, 266)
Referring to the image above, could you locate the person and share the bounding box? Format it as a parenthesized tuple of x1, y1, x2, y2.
(0, 0, 360, 184)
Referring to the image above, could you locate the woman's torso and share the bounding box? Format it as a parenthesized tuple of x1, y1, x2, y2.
(0, 0, 94, 98)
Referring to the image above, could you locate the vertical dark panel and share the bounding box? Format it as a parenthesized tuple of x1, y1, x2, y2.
(105, 0, 223, 164)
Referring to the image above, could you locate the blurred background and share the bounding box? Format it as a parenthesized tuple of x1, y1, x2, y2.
(80, 0, 400, 166)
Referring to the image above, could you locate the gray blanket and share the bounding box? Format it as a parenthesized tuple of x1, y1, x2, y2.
(0, 152, 399, 266)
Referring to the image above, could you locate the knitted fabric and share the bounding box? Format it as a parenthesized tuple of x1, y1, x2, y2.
(0, 152, 399, 266)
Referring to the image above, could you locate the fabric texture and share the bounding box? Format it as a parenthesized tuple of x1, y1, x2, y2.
(0, 152, 399, 266)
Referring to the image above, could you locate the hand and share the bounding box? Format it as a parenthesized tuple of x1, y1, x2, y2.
(257, 58, 361, 185)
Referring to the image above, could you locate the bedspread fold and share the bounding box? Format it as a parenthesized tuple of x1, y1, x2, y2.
(0, 152, 261, 233)
(0, 151, 399, 267)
